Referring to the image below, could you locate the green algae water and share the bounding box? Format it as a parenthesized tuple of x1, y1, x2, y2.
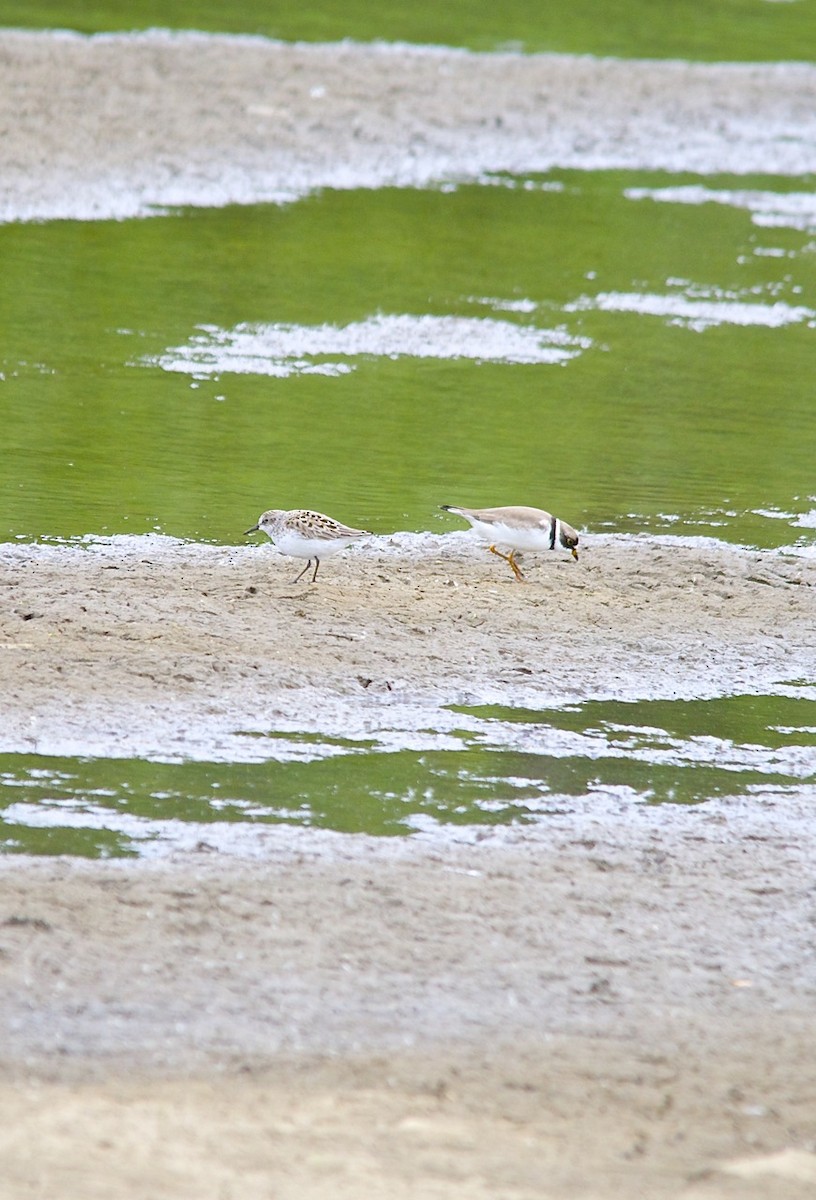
(2, 172, 815, 552)
(1, 693, 813, 857)
(0, 0, 814, 60)
(1, 9, 815, 856)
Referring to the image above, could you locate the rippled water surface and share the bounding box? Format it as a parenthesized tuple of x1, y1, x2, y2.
(1, 694, 813, 857)
(2, 13, 815, 853)
(0, 0, 812, 59)
(3, 172, 815, 552)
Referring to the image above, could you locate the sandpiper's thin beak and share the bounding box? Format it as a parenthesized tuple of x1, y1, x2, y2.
(244, 524, 260, 535)
(571, 547, 579, 561)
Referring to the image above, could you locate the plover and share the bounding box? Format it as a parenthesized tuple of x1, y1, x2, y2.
(440, 504, 579, 581)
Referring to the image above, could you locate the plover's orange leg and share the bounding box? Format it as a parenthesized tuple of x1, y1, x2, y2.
(489, 544, 526, 582)
(507, 550, 526, 581)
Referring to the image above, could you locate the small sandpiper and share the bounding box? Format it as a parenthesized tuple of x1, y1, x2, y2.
(244, 508, 372, 583)
(440, 504, 579, 581)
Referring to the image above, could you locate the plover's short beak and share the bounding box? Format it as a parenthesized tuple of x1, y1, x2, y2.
(244, 524, 260, 535)
(571, 547, 579, 561)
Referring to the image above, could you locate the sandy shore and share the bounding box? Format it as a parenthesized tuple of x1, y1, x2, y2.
(2, 26, 816, 1197)
(1, 534, 815, 1196)
(1, 532, 814, 760)
(3, 30, 816, 223)
(1, 830, 815, 1200)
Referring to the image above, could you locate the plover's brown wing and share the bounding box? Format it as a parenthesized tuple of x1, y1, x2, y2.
(449, 505, 554, 529)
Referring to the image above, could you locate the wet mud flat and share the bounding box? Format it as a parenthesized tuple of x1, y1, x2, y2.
(1, 826, 815, 1200)
(3, 30, 816, 223)
(0, 532, 813, 756)
(1, 535, 815, 1197)
(2, 25, 816, 1198)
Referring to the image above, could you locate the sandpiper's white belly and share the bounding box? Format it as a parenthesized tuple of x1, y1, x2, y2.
(272, 531, 351, 559)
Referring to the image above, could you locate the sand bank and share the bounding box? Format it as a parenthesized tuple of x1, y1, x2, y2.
(2, 30, 816, 223)
(1, 533, 813, 761)
(2, 27, 816, 1196)
(1, 536, 815, 1195)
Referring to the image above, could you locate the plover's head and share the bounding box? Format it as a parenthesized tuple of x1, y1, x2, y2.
(244, 509, 284, 536)
(559, 521, 580, 561)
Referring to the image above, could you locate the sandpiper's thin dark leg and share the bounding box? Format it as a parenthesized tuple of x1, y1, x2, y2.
(311, 558, 321, 583)
(292, 559, 313, 583)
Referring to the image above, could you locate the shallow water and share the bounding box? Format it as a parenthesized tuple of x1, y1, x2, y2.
(0, 0, 812, 60)
(1, 693, 813, 857)
(2, 19, 816, 854)
(2, 173, 815, 553)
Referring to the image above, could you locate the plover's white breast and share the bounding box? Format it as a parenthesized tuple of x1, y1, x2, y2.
(440, 504, 579, 578)
(467, 515, 553, 551)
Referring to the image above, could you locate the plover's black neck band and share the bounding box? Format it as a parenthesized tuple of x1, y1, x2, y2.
(548, 514, 557, 550)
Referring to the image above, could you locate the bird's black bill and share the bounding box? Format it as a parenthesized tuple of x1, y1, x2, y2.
(244, 525, 260, 535)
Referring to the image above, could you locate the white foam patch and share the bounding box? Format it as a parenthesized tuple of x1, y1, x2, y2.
(0, 802, 324, 859)
(778, 543, 816, 558)
(565, 290, 815, 331)
(467, 295, 539, 313)
(625, 185, 816, 233)
(146, 314, 590, 377)
(754, 505, 816, 529)
(478, 177, 567, 193)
